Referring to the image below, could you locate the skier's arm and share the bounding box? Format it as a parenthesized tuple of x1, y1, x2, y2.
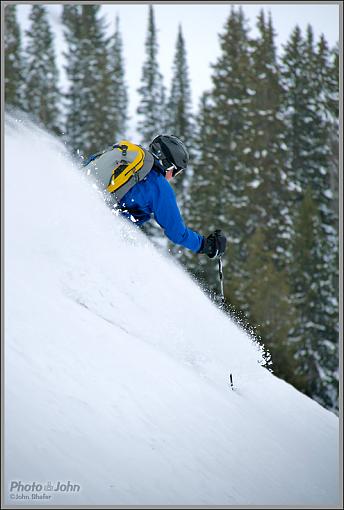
(151, 176, 203, 252)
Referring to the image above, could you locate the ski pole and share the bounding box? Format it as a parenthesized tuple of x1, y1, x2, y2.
(218, 256, 225, 305)
(218, 256, 234, 389)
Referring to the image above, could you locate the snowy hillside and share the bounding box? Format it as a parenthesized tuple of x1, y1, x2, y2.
(4, 117, 339, 506)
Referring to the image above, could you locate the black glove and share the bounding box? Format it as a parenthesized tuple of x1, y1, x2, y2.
(199, 230, 227, 259)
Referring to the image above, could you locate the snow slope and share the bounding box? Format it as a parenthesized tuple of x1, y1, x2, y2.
(4, 118, 340, 506)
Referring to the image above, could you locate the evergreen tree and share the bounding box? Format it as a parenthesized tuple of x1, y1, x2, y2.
(4, 5, 25, 109)
(226, 10, 290, 314)
(280, 25, 310, 193)
(235, 227, 299, 383)
(108, 15, 129, 139)
(281, 26, 336, 215)
(62, 5, 83, 152)
(242, 11, 289, 264)
(329, 42, 339, 225)
(326, 41, 340, 320)
(63, 5, 113, 157)
(137, 5, 166, 146)
(188, 7, 253, 295)
(25, 5, 60, 133)
(316, 37, 339, 231)
(187, 13, 338, 411)
(289, 189, 338, 410)
(281, 27, 339, 409)
(166, 24, 194, 142)
(313, 34, 339, 293)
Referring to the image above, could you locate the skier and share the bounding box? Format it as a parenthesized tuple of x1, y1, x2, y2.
(85, 135, 226, 259)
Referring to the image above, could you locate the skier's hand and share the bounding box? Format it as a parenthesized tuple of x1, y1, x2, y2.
(199, 230, 227, 259)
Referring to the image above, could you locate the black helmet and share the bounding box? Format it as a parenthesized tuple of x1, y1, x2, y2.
(149, 135, 189, 175)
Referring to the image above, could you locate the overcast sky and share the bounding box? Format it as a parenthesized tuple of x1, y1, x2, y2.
(16, 2, 340, 138)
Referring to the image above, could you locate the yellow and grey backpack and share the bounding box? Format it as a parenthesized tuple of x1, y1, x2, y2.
(84, 140, 154, 203)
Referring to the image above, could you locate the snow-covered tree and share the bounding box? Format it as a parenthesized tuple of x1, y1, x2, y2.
(62, 5, 113, 157)
(62, 4, 83, 152)
(185, 13, 338, 411)
(289, 188, 338, 410)
(281, 26, 339, 410)
(187, 7, 253, 294)
(4, 5, 25, 109)
(316, 37, 339, 232)
(137, 5, 166, 146)
(166, 24, 194, 142)
(242, 11, 289, 263)
(25, 5, 60, 133)
(108, 15, 129, 140)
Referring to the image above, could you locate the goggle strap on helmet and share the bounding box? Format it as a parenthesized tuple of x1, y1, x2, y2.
(160, 144, 176, 170)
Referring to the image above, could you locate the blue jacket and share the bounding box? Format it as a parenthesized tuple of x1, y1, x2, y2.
(119, 160, 204, 253)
